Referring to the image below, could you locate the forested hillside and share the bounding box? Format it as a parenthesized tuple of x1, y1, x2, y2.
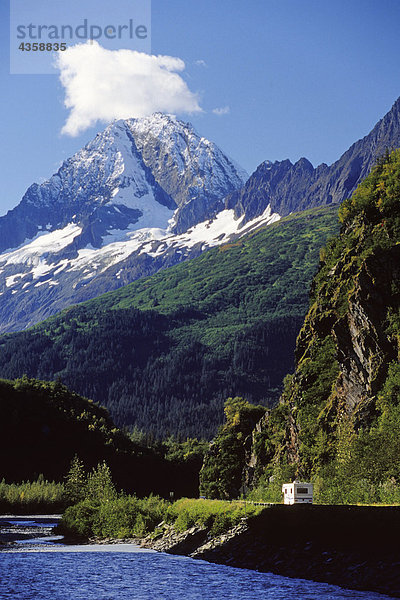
(0, 207, 339, 438)
(201, 150, 400, 502)
(0, 377, 201, 497)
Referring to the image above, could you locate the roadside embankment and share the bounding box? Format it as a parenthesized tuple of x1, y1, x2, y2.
(140, 504, 400, 598)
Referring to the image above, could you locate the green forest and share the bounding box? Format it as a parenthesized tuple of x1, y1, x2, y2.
(0, 207, 338, 439)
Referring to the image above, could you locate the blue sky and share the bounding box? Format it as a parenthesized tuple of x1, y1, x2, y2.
(1, 0, 400, 216)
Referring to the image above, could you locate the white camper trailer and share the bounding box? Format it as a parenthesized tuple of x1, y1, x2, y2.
(282, 481, 313, 505)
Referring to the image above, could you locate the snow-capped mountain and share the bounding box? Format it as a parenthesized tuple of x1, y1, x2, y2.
(0, 114, 247, 255)
(3, 97, 400, 334)
(0, 114, 257, 332)
(0, 120, 174, 256)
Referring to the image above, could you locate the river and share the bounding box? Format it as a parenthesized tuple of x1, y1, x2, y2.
(0, 517, 396, 599)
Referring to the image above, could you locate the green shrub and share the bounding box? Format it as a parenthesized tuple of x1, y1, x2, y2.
(60, 499, 99, 538)
(59, 494, 168, 539)
(0, 477, 66, 514)
(168, 498, 261, 535)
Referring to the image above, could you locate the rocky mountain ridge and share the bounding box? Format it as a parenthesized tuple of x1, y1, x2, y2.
(227, 97, 400, 223)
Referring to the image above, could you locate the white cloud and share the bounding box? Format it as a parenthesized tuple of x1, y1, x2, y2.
(212, 106, 231, 116)
(56, 41, 202, 136)
(195, 59, 207, 67)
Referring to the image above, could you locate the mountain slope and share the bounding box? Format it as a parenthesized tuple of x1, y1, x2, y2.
(209, 150, 400, 502)
(0, 207, 339, 439)
(227, 97, 400, 223)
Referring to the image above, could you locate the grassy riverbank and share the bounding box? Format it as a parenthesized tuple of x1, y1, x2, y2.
(58, 497, 263, 540)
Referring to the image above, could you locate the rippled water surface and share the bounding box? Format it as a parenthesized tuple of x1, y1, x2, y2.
(0, 518, 395, 600)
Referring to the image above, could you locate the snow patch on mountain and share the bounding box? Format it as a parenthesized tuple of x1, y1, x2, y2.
(158, 205, 280, 254)
(69, 227, 168, 275)
(0, 224, 82, 271)
(0, 205, 280, 293)
(107, 187, 174, 231)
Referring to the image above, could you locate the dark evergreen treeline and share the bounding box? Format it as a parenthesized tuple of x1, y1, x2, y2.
(0, 377, 200, 498)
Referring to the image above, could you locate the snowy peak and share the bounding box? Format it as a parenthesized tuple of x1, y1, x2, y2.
(0, 113, 247, 255)
(0, 120, 175, 256)
(0, 113, 249, 331)
(125, 113, 248, 233)
(52, 118, 177, 218)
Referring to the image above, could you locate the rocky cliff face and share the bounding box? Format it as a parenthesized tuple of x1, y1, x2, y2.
(284, 237, 400, 467)
(227, 97, 400, 223)
(331, 250, 399, 414)
(247, 149, 400, 485)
